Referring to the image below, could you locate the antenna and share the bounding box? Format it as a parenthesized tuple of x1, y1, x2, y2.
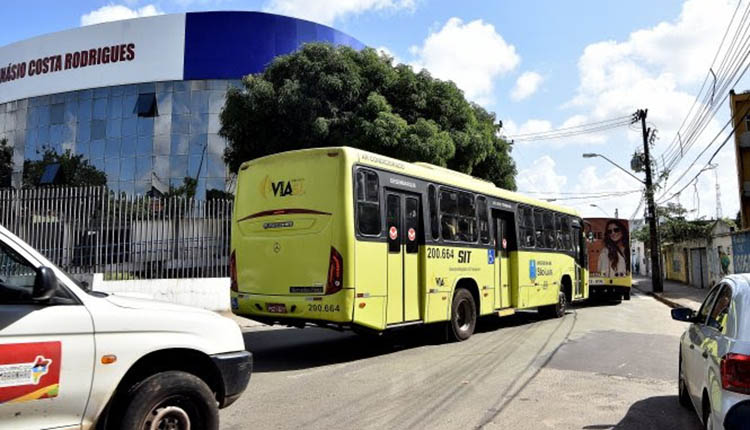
(709, 163, 721, 219)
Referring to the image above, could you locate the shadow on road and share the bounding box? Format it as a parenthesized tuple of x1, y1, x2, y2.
(583, 395, 701, 430)
(243, 310, 544, 373)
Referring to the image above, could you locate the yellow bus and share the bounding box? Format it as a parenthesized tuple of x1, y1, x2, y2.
(230, 147, 588, 340)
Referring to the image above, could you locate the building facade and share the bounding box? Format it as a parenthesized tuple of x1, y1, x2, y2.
(0, 12, 363, 197)
(730, 89, 750, 228)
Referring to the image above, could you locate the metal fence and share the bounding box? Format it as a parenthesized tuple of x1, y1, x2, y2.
(0, 187, 232, 279)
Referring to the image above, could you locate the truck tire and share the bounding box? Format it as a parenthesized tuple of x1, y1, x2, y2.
(119, 370, 219, 430)
(446, 288, 476, 342)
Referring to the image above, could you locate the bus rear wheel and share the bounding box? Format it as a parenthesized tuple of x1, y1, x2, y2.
(446, 289, 476, 342)
(539, 291, 566, 319)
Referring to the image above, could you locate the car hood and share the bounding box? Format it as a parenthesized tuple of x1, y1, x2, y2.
(105, 294, 214, 315)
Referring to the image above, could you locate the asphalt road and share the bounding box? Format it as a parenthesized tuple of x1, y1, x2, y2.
(220, 291, 703, 430)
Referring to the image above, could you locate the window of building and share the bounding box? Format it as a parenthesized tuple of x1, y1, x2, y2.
(745, 114, 750, 133)
(477, 196, 489, 244)
(134, 93, 158, 117)
(91, 119, 107, 140)
(519, 206, 535, 248)
(440, 188, 476, 242)
(355, 169, 381, 235)
(50, 103, 65, 125)
(428, 185, 439, 240)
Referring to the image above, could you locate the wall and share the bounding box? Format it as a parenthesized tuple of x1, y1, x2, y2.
(664, 244, 688, 283)
(92, 273, 230, 311)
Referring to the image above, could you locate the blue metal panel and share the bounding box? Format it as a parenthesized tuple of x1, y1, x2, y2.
(183, 12, 365, 80)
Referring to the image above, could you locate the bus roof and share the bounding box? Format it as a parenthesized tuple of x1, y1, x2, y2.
(240, 146, 581, 217)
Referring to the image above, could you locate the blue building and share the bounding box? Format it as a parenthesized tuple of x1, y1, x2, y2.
(0, 12, 363, 197)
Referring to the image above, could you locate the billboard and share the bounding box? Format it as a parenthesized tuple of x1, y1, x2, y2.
(584, 218, 631, 282)
(0, 14, 186, 104)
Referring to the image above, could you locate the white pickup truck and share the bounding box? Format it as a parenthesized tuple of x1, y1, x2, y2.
(0, 224, 252, 430)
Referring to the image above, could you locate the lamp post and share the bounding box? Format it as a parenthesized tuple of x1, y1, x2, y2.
(582, 153, 645, 185)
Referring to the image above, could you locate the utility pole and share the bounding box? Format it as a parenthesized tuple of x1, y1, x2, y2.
(638, 109, 663, 293)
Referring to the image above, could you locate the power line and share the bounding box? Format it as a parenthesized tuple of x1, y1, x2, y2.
(519, 189, 641, 196)
(659, 2, 750, 175)
(506, 115, 633, 142)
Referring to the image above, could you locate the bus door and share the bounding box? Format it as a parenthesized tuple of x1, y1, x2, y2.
(572, 224, 585, 299)
(493, 211, 513, 309)
(385, 192, 422, 324)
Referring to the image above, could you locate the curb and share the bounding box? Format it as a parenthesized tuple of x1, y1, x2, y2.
(632, 284, 684, 309)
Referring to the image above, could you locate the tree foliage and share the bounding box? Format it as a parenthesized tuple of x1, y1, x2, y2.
(23, 149, 106, 188)
(0, 138, 11, 188)
(220, 43, 517, 189)
(632, 203, 712, 244)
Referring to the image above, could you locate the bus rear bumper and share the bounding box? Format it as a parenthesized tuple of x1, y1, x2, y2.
(231, 289, 354, 326)
(589, 284, 630, 300)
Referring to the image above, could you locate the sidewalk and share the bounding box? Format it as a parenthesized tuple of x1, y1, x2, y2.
(631, 276, 709, 310)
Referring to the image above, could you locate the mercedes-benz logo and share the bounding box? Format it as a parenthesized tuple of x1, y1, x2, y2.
(273, 242, 281, 253)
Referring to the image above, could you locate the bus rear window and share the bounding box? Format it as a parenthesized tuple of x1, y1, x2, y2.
(356, 170, 381, 235)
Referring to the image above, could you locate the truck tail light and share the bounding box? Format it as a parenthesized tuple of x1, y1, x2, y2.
(230, 250, 238, 293)
(325, 247, 343, 295)
(721, 353, 750, 394)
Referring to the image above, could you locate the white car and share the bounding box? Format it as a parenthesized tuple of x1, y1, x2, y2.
(0, 224, 252, 430)
(672, 275, 750, 430)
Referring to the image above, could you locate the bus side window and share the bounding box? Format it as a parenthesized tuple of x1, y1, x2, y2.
(428, 185, 439, 240)
(356, 170, 381, 235)
(440, 190, 458, 241)
(519, 206, 535, 248)
(542, 211, 557, 249)
(534, 209, 545, 249)
(477, 196, 489, 244)
(560, 216, 572, 251)
(440, 189, 477, 243)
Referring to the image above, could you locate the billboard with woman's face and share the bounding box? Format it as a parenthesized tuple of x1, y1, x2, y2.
(584, 218, 630, 278)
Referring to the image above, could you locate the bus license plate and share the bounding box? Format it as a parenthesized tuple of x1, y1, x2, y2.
(266, 303, 287, 313)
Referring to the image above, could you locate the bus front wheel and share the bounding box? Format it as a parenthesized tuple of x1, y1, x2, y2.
(446, 289, 477, 342)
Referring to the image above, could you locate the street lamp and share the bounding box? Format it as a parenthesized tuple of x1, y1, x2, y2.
(582, 153, 645, 185)
(590, 204, 608, 216)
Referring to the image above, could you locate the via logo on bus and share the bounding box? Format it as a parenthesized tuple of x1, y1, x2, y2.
(529, 259, 537, 280)
(259, 175, 305, 198)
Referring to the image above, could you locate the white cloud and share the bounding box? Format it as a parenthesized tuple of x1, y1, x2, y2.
(516, 155, 567, 195)
(570, 166, 644, 218)
(551, 0, 742, 219)
(511, 71, 543, 101)
(263, 0, 416, 25)
(409, 18, 520, 105)
(80, 4, 162, 26)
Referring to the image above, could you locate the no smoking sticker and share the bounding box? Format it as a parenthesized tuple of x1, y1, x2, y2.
(408, 228, 416, 241)
(389, 226, 398, 240)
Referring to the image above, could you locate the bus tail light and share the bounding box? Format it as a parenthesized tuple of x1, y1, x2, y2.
(230, 250, 238, 293)
(326, 247, 343, 295)
(721, 353, 750, 394)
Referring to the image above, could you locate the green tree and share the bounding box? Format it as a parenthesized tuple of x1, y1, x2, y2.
(220, 43, 517, 189)
(632, 203, 712, 244)
(23, 149, 106, 188)
(0, 138, 12, 188)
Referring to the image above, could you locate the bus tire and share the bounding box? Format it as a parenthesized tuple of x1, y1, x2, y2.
(446, 288, 476, 342)
(540, 291, 566, 319)
(623, 289, 631, 301)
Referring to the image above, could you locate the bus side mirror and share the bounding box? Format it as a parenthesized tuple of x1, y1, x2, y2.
(33, 266, 58, 302)
(586, 231, 595, 242)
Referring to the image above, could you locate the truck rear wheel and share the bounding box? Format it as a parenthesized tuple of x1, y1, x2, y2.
(119, 370, 219, 430)
(446, 288, 476, 342)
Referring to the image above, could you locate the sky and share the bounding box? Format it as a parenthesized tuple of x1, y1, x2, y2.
(2, 0, 748, 220)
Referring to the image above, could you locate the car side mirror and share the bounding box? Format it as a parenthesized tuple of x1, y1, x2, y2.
(33, 266, 58, 302)
(671, 307, 696, 323)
